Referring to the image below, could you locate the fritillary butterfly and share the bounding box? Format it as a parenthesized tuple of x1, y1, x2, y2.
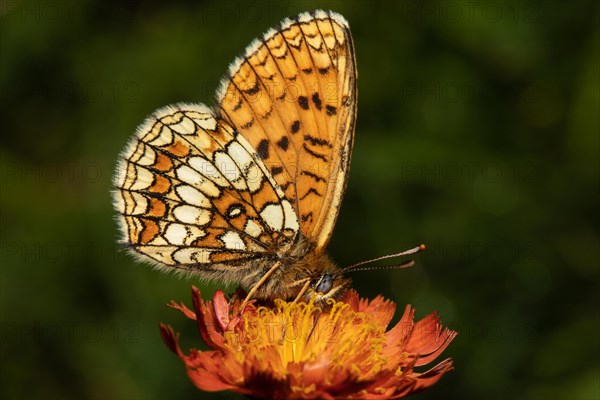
(113, 10, 357, 304)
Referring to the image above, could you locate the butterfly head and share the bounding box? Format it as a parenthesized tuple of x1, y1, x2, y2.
(296, 244, 426, 306)
(306, 270, 352, 306)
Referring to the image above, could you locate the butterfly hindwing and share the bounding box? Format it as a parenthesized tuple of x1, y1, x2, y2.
(216, 10, 357, 251)
(113, 104, 299, 273)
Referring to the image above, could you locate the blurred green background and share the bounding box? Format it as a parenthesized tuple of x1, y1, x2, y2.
(1, 0, 598, 399)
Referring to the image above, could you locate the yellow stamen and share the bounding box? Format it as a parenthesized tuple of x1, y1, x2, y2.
(224, 296, 389, 378)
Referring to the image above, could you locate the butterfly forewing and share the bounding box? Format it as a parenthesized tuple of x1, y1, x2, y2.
(217, 10, 357, 251)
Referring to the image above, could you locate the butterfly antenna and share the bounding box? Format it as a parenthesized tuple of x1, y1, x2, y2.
(341, 244, 425, 273)
(344, 260, 415, 274)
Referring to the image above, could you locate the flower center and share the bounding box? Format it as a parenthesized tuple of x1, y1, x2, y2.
(225, 296, 388, 378)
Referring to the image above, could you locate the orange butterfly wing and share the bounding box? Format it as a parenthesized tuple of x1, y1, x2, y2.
(216, 10, 357, 251)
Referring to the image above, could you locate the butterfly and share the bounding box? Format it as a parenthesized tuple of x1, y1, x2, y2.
(113, 10, 421, 307)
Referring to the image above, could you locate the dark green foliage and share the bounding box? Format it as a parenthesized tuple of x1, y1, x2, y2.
(1, 1, 598, 399)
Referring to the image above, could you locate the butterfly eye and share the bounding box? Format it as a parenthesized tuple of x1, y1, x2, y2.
(315, 274, 333, 294)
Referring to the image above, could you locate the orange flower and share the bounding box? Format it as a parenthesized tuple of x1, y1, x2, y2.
(160, 287, 457, 399)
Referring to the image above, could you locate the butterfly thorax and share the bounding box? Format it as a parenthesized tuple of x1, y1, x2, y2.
(239, 237, 351, 304)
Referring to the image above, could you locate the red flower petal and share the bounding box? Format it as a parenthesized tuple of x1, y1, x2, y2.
(342, 290, 360, 311)
(191, 286, 226, 349)
(383, 305, 416, 359)
(212, 289, 230, 331)
(186, 351, 237, 391)
(404, 312, 443, 353)
(412, 329, 458, 367)
(409, 358, 455, 393)
(159, 323, 182, 356)
(166, 300, 197, 320)
(404, 312, 458, 366)
(361, 294, 396, 327)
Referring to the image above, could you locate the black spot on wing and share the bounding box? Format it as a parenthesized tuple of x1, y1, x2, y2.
(291, 120, 300, 133)
(241, 118, 254, 129)
(255, 56, 268, 67)
(312, 93, 322, 110)
(299, 187, 323, 200)
(277, 136, 289, 151)
(304, 134, 333, 148)
(242, 80, 260, 95)
(326, 105, 337, 116)
(301, 170, 326, 183)
(257, 139, 269, 160)
(301, 212, 313, 222)
(302, 143, 327, 162)
(232, 98, 242, 111)
(261, 107, 273, 119)
(298, 96, 309, 110)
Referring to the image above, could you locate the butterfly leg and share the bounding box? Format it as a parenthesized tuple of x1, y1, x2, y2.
(306, 309, 322, 344)
(291, 279, 312, 304)
(279, 279, 311, 344)
(239, 261, 281, 314)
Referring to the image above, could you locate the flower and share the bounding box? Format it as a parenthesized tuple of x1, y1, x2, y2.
(160, 286, 457, 399)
